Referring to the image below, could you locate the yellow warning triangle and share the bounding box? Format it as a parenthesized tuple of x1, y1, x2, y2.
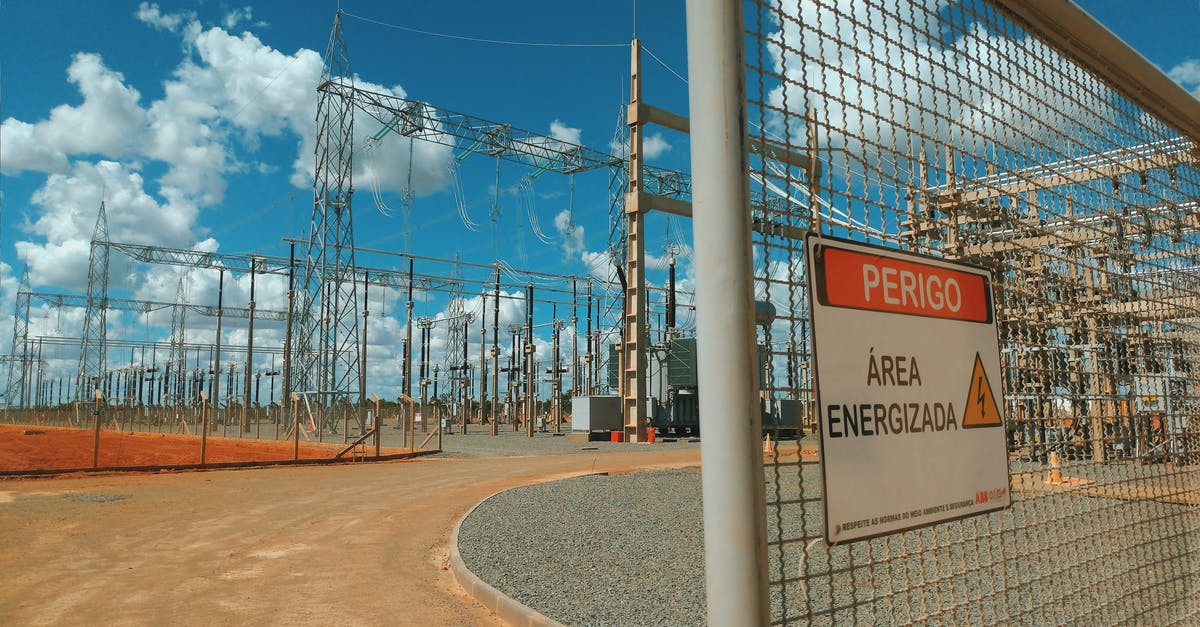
(962, 353, 1003, 428)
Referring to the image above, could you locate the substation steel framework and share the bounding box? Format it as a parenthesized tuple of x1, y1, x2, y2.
(905, 143, 1200, 464)
(79, 201, 110, 400)
(60, 14, 736, 436)
(295, 11, 364, 432)
(321, 32, 817, 440)
(88, 234, 619, 420)
(618, 39, 818, 441)
(5, 267, 31, 409)
(167, 278, 188, 406)
(22, 288, 287, 409)
(312, 28, 695, 440)
(48, 15, 652, 426)
(26, 13, 812, 442)
(50, 17, 800, 442)
(27, 291, 288, 324)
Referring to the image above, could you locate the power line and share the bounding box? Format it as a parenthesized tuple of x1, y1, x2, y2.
(342, 10, 628, 49)
(224, 51, 303, 130)
(643, 45, 686, 84)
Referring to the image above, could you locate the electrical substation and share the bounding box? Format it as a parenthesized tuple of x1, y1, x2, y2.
(3, 13, 801, 446)
(4, 1, 1200, 624)
(4, 7, 1198, 464)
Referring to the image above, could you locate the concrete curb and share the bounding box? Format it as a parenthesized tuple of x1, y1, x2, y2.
(449, 473, 608, 627)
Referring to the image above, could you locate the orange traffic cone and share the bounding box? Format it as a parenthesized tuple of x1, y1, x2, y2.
(1047, 451, 1062, 485)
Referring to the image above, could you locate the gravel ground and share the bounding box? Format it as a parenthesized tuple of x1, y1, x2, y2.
(457, 461, 1200, 625)
(435, 428, 701, 458)
(195, 417, 703, 459)
(457, 470, 708, 626)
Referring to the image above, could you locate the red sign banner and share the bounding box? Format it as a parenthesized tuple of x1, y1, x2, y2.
(815, 244, 992, 323)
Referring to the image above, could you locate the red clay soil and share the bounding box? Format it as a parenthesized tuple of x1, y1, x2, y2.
(0, 447, 704, 625)
(0, 424, 411, 472)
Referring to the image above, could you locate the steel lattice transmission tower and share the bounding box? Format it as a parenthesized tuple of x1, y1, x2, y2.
(167, 277, 188, 406)
(5, 266, 31, 408)
(444, 257, 471, 421)
(290, 11, 364, 428)
(444, 256, 466, 374)
(78, 201, 110, 399)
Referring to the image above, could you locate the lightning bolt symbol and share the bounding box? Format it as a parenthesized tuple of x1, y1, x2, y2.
(976, 375, 987, 418)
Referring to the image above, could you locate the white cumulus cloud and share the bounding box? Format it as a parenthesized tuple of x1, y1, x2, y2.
(222, 7, 261, 31)
(0, 53, 145, 174)
(608, 132, 672, 160)
(15, 160, 198, 288)
(549, 120, 582, 145)
(3, 10, 461, 301)
(553, 209, 585, 260)
(1167, 58, 1200, 89)
(643, 133, 672, 159)
(135, 2, 192, 33)
(763, 0, 1112, 157)
(581, 249, 619, 283)
(0, 6, 474, 389)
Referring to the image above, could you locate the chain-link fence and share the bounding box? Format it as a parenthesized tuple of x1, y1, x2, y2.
(740, 0, 1200, 623)
(0, 395, 432, 473)
(4, 404, 280, 438)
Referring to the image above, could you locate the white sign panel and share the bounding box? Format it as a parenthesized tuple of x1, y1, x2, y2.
(806, 234, 1010, 544)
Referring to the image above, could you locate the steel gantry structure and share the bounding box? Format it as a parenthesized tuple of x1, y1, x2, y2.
(66, 232, 637, 422)
(26, 291, 288, 322)
(314, 28, 821, 439)
(308, 16, 689, 439)
(54, 13, 805, 438)
(903, 139, 1200, 463)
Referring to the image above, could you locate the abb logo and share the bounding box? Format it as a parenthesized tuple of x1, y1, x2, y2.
(975, 488, 1006, 504)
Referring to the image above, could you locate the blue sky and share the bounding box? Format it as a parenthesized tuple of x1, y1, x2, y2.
(0, 1, 693, 270)
(0, 1, 1196, 404)
(0, 0, 695, 404)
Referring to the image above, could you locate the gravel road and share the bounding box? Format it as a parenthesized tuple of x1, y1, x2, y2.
(458, 470, 708, 626)
(437, 429, 700, 458)
(457, 461, 1200, 625)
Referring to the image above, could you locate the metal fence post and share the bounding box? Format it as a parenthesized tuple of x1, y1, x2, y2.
(686, 0, 771, 623)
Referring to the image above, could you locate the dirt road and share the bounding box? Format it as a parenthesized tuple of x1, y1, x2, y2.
(0, 448, 701, 626)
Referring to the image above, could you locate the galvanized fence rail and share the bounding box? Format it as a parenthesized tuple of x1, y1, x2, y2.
(3, 404, 281, 439)
(735, 0, 1200, 623)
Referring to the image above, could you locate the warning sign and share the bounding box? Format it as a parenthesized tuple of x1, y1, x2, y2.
(962, 353, 1002, 428)
(807, 234, 1010, 544)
